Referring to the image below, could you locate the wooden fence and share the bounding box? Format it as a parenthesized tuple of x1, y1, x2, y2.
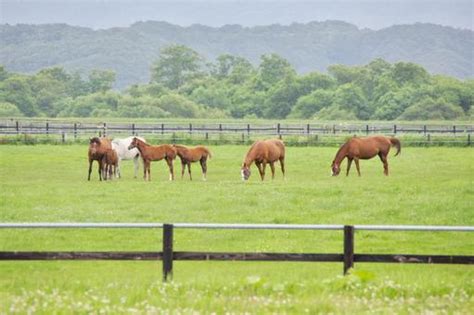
(0, 223, 472, 281)
(1, 120, 473, 137)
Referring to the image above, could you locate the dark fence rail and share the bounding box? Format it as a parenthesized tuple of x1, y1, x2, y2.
(1, 120, 473, 137)
(1, 223, 472, 281)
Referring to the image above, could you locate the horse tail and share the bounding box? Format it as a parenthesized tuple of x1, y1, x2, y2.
(390, 137, 401, 156)
(206, 148, 212, 160)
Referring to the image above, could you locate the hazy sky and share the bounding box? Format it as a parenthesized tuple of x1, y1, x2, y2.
(1, 0, 473, 30)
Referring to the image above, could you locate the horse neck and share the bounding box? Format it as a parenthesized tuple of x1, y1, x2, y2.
(333, 144, 348, 165)
(243, 152, 256, 168)
(134, 140, 149, 156)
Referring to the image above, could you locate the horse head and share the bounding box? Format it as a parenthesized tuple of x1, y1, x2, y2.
(128, 137, 139, 150)
(331, 161, 341, 176)
(88, 137, 102, 155)
(241, 163, 251, 181)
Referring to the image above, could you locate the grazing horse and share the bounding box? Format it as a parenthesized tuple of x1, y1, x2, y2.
(112, 136, 146, 178)
(241, 139, 285, 181)
(88, 137, 112, 181)
(172, 144, 212, 181)
(128, 137, 177, 181)
(102, 148, 119, 180)
(331, 136, 401, 176)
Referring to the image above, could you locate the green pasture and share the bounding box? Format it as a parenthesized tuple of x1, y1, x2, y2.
(0, 145, 473, 313)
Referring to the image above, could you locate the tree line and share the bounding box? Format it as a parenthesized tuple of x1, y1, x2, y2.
(0, 44, 472, 120)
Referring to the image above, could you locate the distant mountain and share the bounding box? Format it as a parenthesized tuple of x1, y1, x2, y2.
(1, 21, 472, 88)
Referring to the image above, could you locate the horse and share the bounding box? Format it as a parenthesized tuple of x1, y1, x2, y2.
(111, 136, 146, 178)
(241, 139, 285, 181)
(172, 144, 212, 181)
(102, 148, 119, 180)
(128, 137, 177, 181)
(88, 137, 112, 181)
(331, 136, 401, 176)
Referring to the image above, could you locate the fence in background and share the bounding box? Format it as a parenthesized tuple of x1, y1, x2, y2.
(0, 223, 472, 281)
(1, 120, 473, 137)
(1, 120, 472, 146)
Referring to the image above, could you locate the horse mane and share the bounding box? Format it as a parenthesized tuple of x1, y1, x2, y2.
(90, 137, 101, 145)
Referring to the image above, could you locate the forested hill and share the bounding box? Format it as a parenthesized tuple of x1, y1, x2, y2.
(1, 21, 472, 88)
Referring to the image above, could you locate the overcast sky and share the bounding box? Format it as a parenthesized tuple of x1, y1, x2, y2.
(1, 0, 473, 30)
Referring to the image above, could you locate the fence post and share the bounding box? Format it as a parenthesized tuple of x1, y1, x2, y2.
(103, 123, 107, 137)
(453, 125, 456, 135)
(189, 123, 193, 134)
(366, 124, 369, 135)
(468, 134, 471, 146)
(333, 124, 336, 134)
(306, 124, 310, 135)
(277, 123, 281, 135)
(132, 123, 136, 136)
(423, 125, 427, 136)
(343, 225, 354, 275)
(74, 123, 77, 140)
(161, 123, 164, 135)
(393, 124, 397, 135)
(163, 224, 174, 282)
(61, 132, 66, 143)
(219, 124, 222, 133)
(205, 132, 209, 141)
(247, 124, 250, 135)
(16, 121, 19, 134)
(46, 122, 49, 135)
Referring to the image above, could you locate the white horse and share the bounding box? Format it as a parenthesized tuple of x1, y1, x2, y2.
(111, 136, 146, 178)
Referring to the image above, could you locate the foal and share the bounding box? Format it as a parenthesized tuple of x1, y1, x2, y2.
(172, 144, 212, 180)
(102, 148, 119, 180)
(128, 137, 177, 181)
(331, 136, 401, 176)
(241, 139, 285, 181)
(88, 137, 112, 181)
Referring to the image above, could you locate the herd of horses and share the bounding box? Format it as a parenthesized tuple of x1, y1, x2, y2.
(87, 135, 401, 181)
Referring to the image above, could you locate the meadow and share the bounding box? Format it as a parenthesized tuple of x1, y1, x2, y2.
(0, 144, 473, 313)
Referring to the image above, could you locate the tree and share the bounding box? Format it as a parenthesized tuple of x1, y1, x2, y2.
(88, 69, 116, 93)
(151, 45, 204, 89)
(289, 90, 334, 119)
(332, 84, 371, 120)
(257, 53, 296, 89)
(399, 98, 465, 120)
(391, 62, 430, 87)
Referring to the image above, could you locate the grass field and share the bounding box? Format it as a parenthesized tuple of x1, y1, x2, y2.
(0, 144, 473, 313)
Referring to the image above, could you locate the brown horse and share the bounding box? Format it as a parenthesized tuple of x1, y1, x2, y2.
(102, 148, 119, 180)
(172, 144, 212, 181)
(331, 136, 401, 176)
(241, 139, 285, 181)
(88, 137, 112, 181)
(128, 137, 177, 181)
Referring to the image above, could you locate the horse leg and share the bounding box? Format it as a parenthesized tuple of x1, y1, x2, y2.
(346, 158, 353, 176)
(166, 158, 174, 181)
(379, 153, 389, 176)
(255, 161, 263, 180)
(200, 158, 207, 181)
(354, 158, 361, 176)
(116, 158, 121, 179)
(187, 162, 192, 180)
(133, 156, 139, 178)
(270, 162, 275, 180)
(261, 161, 267, 181)
(181, 161, 186, 179)
(88, 159, 93, 181)
(143, 160, 148, 181)
(147, 161, 151, 181)
(279, 158, 285, 179)
(98, 160, 103, 181)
